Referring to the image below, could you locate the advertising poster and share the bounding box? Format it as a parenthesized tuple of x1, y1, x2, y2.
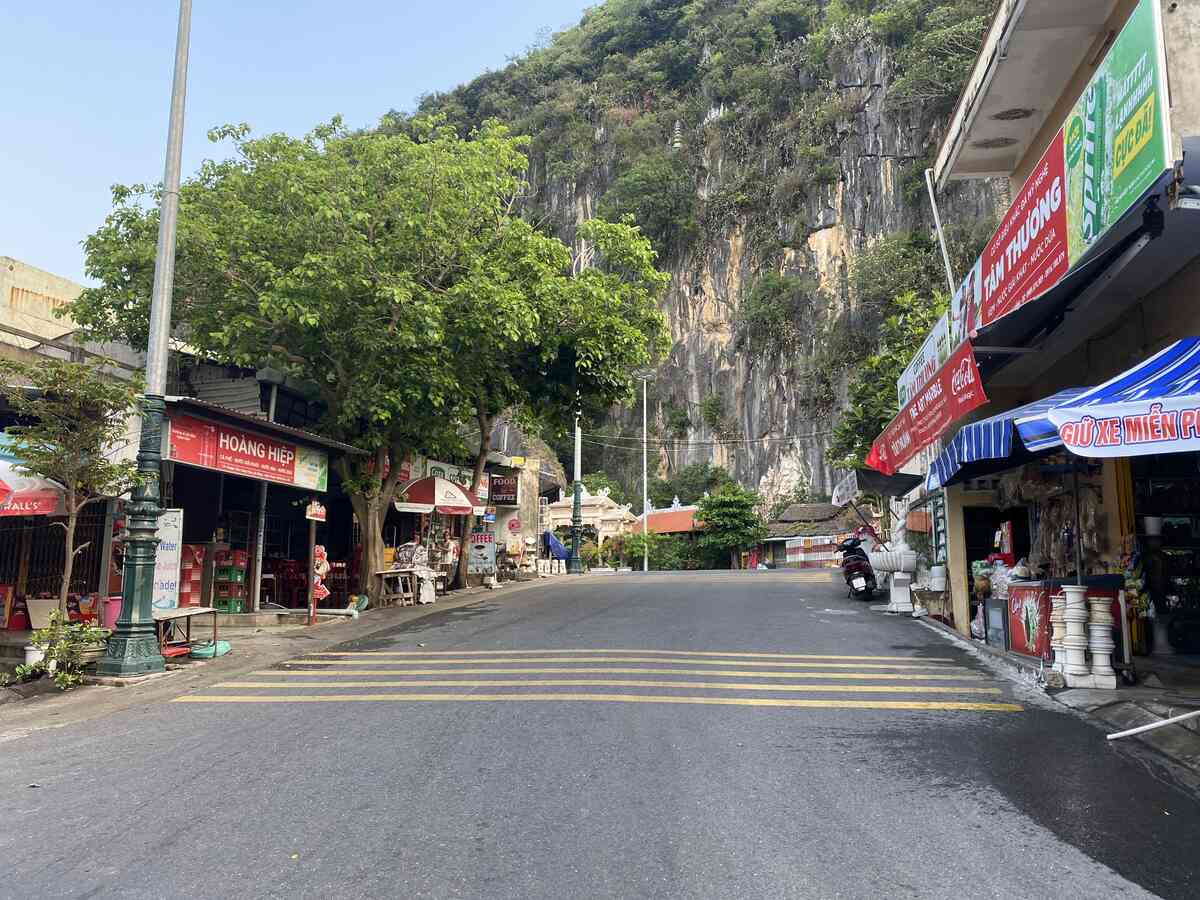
(152, 508, 185, 611)
(467, 529, 497, 575)
(490, 474, 519, 506)
(868, 341, 988, 475)
(897, 314, 951, 407)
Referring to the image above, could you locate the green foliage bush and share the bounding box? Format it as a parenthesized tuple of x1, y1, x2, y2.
(649, 462, 734, 509)
(599, 151, 698, 252)
(735, 272, 822, 360)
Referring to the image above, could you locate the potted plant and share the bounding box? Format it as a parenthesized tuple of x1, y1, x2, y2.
(13, 608, 111, 690)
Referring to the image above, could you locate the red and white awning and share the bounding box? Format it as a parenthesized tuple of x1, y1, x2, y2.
(393, 476, 485, 516)
(0, 460, 65, 517)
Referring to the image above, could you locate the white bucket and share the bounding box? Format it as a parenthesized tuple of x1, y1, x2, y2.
(23, 645, 45, 667)
(1143, 516, 1163, 537)
(929, 565, 948, 592)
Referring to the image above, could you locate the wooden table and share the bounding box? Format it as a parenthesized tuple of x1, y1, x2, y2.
(153, 606, 218, 659)
(374, 569, 416, 606)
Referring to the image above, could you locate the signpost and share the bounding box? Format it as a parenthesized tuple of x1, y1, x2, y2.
(489, 474, 519, 506)
(468, 529, 497, 576)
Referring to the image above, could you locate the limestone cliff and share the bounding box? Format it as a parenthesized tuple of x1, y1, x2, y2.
(418, 1, 1001, 501)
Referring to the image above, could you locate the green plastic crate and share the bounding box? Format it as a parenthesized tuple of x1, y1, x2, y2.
(214, 567, 246, 584)
(213, 598, 243, 614)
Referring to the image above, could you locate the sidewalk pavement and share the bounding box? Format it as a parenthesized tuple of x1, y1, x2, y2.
(0, 576, 567, 742)
(916, 614, 1200, 779)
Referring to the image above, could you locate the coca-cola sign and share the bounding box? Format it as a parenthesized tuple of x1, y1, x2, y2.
(867, 341, 988, 476)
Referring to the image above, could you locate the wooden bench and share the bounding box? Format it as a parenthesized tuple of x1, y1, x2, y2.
(374, 569, 416, 606)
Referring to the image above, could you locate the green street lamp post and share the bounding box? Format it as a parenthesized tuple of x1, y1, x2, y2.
(97, 0, 192, 677)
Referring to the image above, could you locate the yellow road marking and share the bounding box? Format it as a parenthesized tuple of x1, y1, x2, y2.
(173, 693, 1022, 711)
(216, 679, 1003, 695)
(258, 667, 984, 680)
(312, 649, 955, 662)
(285, 656, 956, 670)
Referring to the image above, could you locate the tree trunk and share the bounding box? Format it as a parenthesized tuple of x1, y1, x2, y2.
(729, 549, 739, 570)
(344, 447, 406, 603)
(456, 410, 495, 589)
(59, 495, 78, 612)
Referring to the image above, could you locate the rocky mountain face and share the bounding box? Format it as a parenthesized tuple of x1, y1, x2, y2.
(419, 1, 1001, 502)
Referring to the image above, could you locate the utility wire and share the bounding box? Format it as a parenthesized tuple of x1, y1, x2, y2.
(581, 432, 833, 448)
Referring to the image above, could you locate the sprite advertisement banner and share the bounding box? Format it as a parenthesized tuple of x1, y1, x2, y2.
(943, 0, 1171, 343)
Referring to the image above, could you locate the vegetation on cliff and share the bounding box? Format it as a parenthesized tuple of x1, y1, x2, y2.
(414, 0, 999, 487)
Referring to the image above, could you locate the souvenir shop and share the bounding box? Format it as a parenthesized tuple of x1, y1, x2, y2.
(925, 339, 1200, 687)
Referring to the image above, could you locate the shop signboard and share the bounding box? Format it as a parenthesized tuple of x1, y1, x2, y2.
(867, 341, 988, 476)
(152, 508, 184, 611)
(165, 413, 329, 491)
(923, 0, 1170, 350)
(897, 314, 951, 407)
(831, 470, 858, 509)
(490, 473, 519, 506)
(1051, 399, 1200, 459)
(426, 459, 489, 501)
(467, 529, 497, 575)
(305, 500, 327, 522)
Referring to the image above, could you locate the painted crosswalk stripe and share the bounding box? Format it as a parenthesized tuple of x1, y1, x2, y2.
(283, 656, 958, 670)
(174, 693, 1022, 711)
(215, 679, 1003, 694)
(311, 649, 956, 662)
(259, 666, 985, 680)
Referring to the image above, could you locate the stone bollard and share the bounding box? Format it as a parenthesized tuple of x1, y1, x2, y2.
(1088, 596, 1117, 689)
(1062, 584, 1092, 683)
(1049, 592, 1067, 673)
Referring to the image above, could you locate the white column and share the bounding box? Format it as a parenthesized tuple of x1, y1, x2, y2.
(1088, 596, 1117, 689)
(1049, 591, 1067, 673)
(1062, 584, 1093, 686)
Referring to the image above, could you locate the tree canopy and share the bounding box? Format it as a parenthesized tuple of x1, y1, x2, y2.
(0, 358, 142, 608)
(696, 484, 768, 569)
(649, 462, 734, 509)
(71, 116, 668, 592)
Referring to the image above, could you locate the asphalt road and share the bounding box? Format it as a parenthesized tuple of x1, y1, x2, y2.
(2, 571, 1197, 899)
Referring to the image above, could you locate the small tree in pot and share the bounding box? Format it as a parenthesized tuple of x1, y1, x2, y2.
(0, 357, 142, 611)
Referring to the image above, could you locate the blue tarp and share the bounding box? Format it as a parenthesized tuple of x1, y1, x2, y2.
(543, 530, 568, 561)
(926, 388, 1086, 490)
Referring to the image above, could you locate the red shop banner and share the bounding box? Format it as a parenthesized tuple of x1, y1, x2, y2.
(867, 341, 989, 475)
(166, 413, 300, 486)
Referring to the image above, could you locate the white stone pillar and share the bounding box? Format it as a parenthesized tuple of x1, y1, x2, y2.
(1049, 591, 1067, 673)
(1062, 584, 1093, 686)
(1088, 596, 1117, 689)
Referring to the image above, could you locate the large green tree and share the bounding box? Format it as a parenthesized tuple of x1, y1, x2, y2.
(72, 117, 668, 595)
(649, 461, 734, 509)
(696, 484, 768, 569)
(0, 358, 142, 610)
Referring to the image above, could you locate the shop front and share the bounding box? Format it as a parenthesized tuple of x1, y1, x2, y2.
(150, 398, 361, 614)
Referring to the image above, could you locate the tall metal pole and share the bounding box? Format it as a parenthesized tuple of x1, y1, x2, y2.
(567, 410, 584, 575)
(98, 0, 191, 677)
(642, 377, 649, 573)
(925, 168, 958, 296)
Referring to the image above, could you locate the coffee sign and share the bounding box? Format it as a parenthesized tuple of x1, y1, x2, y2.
(490, 474, 519, 506)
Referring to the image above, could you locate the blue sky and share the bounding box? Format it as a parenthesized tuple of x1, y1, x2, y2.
(2, 1, 594, 284)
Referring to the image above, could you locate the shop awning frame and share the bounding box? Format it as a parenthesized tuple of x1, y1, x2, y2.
(926, 388, 1086, 491)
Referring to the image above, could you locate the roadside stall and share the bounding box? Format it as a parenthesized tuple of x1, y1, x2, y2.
(388, 475, 485, 600)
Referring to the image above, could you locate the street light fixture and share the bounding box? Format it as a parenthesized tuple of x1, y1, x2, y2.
(97, 0, 191, 677)
(567, 395, 585, 575)
(634, 369, 656, 573)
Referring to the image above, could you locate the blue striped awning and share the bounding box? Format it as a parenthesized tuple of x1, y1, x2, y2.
(1015, 338, 1200, 457)
(926, 388, 1087, 490)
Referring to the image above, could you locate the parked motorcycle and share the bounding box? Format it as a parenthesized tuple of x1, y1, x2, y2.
(838, 537, 877, 600)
